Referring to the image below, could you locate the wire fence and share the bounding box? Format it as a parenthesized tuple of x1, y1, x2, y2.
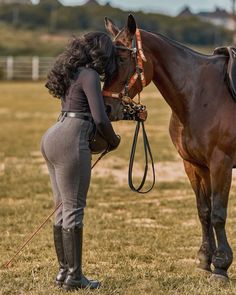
(0, 56, 55, 80)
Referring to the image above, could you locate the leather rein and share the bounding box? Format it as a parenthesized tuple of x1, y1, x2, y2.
(103, 28, 155, 194)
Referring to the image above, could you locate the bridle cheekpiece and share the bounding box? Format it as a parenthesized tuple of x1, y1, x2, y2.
(103, 28, 147, 119)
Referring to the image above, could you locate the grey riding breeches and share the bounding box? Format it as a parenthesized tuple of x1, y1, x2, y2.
(40, 116, 94, 229)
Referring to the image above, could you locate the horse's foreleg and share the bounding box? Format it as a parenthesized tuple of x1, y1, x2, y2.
(210, 153, 233, 280)
(183, 160, 215, 272)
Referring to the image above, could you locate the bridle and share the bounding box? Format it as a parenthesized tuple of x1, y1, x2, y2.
(103, 28, 147, 117)
(103, 28, 156, 194)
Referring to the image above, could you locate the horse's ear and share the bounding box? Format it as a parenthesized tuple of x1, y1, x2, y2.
(104, 17, 119, 37)
(126, 14, 137, 38)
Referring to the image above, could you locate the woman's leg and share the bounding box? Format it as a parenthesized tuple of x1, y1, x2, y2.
(54, 147, 100, 290)
(41, 134, 63, 225)
(41, 118, 99, 290)
(55, 148, 91, 230)
(41, 136, 67, 286)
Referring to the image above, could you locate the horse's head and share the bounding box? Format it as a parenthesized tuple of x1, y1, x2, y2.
(103, 14, 153, 121)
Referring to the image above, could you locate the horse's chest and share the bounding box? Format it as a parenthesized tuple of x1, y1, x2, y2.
(169, 116, 206, 164)
(169, 127, 191, 161)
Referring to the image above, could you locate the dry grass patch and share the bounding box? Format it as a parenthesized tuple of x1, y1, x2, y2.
(1, 82, 236, 295)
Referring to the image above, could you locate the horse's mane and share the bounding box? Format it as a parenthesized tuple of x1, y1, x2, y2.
(146, 30, 212, 58)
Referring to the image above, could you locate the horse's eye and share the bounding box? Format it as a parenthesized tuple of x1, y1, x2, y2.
(117, 56, 128, 64)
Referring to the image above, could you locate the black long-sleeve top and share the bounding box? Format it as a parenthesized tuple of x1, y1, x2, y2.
(61, 67, 119, 148)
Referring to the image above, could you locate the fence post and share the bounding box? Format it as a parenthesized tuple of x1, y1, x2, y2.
(6, 56, 14, 80)
(32, 56, 39, 81)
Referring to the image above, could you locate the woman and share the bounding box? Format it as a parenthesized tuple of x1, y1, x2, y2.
(41, 32, 120, 291)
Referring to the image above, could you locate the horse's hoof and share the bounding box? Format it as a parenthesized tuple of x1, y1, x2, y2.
(209, 274, 229, 284)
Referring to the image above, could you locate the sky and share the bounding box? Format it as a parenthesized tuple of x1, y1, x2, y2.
(59, 0, 232, 15)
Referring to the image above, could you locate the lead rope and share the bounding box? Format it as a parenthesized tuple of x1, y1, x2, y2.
(2, 149, 108, 269)
(127, 32, 155, 194)
(128, 120, 155, 194)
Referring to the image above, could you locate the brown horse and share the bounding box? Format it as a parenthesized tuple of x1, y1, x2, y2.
(103, 14, 236, 282)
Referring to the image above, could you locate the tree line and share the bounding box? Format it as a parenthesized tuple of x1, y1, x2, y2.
(0, 0, 233, 47)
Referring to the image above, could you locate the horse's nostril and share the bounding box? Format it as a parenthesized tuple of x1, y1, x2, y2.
(106, 105, 112, 115)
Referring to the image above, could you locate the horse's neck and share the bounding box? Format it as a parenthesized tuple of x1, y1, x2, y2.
(143, 31, 200, 123)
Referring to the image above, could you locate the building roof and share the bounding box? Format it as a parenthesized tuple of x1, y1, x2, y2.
(179, 6, 232, 20)
(198, 7, 230, 18)
(178, 6, 193, 17)
(83, 0, 100, 6)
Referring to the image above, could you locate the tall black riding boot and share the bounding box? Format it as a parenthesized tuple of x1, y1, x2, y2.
(62, 227, 101, 291)
(53, 225, 68, 286)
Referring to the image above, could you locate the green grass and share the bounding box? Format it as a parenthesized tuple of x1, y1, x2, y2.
(0, 25, 70, 56)
(1, 82, 236, 294)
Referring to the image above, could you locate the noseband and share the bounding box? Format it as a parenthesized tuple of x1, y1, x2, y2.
(103, 28, 147, 118)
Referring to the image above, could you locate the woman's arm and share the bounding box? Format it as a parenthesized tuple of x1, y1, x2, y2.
(81, 68, 120, 148)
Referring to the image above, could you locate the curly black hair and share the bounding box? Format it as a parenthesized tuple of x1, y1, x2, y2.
(45, 32, 117, 99)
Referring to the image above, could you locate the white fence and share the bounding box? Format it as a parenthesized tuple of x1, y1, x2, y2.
(0, 56, 55, 80)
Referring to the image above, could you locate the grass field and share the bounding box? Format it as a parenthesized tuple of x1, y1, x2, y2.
(1, 82, 236, 295)
(0, 25, 68, 56)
